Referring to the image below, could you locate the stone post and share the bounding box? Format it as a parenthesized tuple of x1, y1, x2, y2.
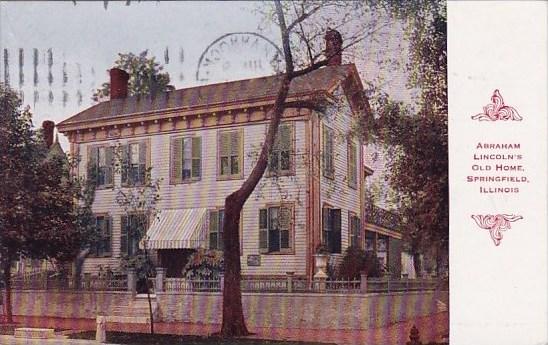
(127, 268, 136, 295)
(360, 272, 368, 293)
(155, 267, 166, 293)
(96, 315, 106, 343)
(286, 272, 294, 293)
(219, 273, 224, 292)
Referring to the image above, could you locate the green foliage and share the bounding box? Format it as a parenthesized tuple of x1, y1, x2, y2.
(337, 246, 382, 280)
(92, 50, 173, 102)
(361, 1, 448, 260)
(121, 253, 155, 280)
(182, 249, 224, 280)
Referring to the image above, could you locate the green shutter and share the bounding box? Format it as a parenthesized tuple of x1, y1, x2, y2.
(120, 215, 128, 256)
(88, 146, 98, 183)
(332, 209, 342, 253)
(209, 210, 218, 250)
(171, 138, 183, 183)
(121, 145, 129, 185)
(259, 209, 268, 253)
(192, 137, 201, 178)
(104, 216, 112, 255)
(104, 146, 114, 186)
(322, 207, 329, 248)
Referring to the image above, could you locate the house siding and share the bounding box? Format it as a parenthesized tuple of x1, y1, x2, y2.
(78, 118, 309, 276)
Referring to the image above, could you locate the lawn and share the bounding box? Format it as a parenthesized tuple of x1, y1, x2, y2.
(70, 331, 335, 345)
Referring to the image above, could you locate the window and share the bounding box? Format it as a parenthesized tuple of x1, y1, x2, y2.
(259, 205, 293, 254)
(121, 214, 148, 257)
(349, 213, 361, 248)
(218, 130, 242, 179)
(365, 231, 375, 252)
(322, 125, 334, 178)
(121, 142, 148, 186)
(347, 141, 357, 188)
(209, 209, 224, 250)
(90, 215, 112, 257)
(268, 123, 293, 175)
(171, 136, 201, 183)
(322, 207, 341, 253)
(88, 145, 114, 187)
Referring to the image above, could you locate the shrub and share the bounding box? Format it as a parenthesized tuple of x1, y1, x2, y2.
(182, 249, 224, 280)
(337, 246, 382, 280)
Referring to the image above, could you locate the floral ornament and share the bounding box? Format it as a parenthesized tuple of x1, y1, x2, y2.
(471, 89, 522, 121)
(471, 214, 523, 246)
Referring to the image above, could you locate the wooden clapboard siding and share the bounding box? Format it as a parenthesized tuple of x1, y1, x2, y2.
(318, 86, 362, 258)
(76, 118, 309, 276)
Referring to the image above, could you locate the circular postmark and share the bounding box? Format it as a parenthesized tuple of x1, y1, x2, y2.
(196, 32, 284, 83)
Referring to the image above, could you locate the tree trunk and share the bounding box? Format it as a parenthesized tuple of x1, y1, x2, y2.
(2, 258, 13, 324)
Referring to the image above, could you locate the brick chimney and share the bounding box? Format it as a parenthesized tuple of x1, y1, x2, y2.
(42, 120, 55, 148)
(325, 29, 343, 66)
(109, 68, 130, 100)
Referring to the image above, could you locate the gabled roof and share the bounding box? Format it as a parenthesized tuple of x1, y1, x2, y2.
(58, 64, 360, 129)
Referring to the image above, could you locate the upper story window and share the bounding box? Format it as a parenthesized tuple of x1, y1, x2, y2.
(88, 145, 114, 188)
(121, 213, 147, 257)
(171, 136, 202, 183)
(259, 204, 293, 254)
(218, 129, 242, 180)
(121, 141, 148, 186)
(347, 140, 357, 188)
(89, 215, 112, 257)
(208, 209, 224, 250)
(268, 123, 294, 176)
(322, 206, 341, 254)
(349, 212, 361, 248)
(322, 125, 334, 179)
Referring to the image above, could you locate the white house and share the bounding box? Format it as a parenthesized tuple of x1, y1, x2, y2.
(58, 32, 401, 281)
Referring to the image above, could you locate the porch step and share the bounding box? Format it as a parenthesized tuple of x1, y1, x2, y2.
(14, 328, 56, 339)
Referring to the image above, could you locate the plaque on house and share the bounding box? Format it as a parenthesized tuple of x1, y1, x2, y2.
(247, 255, 261, 266)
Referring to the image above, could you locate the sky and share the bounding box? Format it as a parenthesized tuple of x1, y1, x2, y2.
(0, 0, 411, 157)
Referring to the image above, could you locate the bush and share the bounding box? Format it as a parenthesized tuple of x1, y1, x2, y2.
(182, 249, 223, 280)
(337, 246, 382, 280)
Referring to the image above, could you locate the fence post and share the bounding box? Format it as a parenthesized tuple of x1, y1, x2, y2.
(286, 272, 294, 293)
(386, 273, 391, 293)
(360, 272, 368, 293)
(219, 274, 224, 292)
(403, 273, 409, 291)
(127, 268, 136, 295)
(155, 267, 166, 293)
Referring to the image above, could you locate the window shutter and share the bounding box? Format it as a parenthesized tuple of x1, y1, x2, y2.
(219, 132, 230, 157)
(279, 206, 291, 249)
(209, 210, 218, 250)
(348, 142, 357, 187)
(322, 207, 329, 248)
(279, 124, 291, 151)
(322, 127, 327, 174)
(192, 137, 201, 179)
(258, 209, 268, 253)
(120, 215, 128, 256)
(230, 131, 240, 156)
(139, 141, 147, 183)
(121, 145, 129, 185)
(171, 138, 183, 183)
(104, 147, 114, 186)
(332, 209, 342, 253)
(87, 146, 98, 182)
(356, 217, 361, 248)
(105, 216, 112, 255)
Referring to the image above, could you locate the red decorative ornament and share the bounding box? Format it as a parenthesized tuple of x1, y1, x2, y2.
(471, 90, 522, 121)
(471, 214, 523, 246)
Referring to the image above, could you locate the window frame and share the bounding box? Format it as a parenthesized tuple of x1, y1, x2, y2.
(322, 124, 335, 179)
(120, 213, 148, 257)
(170, 135, 202, 184)
(121, 140, 150, 187)
(347, 140, 358, 189)
(87, 144, 114, 189)
(322, 205, 342, 254)
(258, 203, 295, 255)
(89, 214, 112, 258)
(267, 122, 295, 177)
(217, 129, 244, 181)
(348, 211, 361, 248)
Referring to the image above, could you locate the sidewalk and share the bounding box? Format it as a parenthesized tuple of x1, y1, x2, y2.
(10, 312, 448, 345)
(0, 335, 117, 345)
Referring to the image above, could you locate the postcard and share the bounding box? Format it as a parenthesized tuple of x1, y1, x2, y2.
(0, 1, 546, 345)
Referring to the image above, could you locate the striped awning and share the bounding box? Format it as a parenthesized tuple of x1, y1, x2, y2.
(144, 208, 209, 249)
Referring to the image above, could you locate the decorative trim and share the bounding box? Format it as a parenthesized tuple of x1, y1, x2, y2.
(471, 214, 523, 246)
(471, 89, 522, 121)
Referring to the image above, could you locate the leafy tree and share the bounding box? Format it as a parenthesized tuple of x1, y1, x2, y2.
(92, 50, 173, 102)
(361, 1, 448, 274)
(338, 246, 382, 280)
(0, 83, 96, 322)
